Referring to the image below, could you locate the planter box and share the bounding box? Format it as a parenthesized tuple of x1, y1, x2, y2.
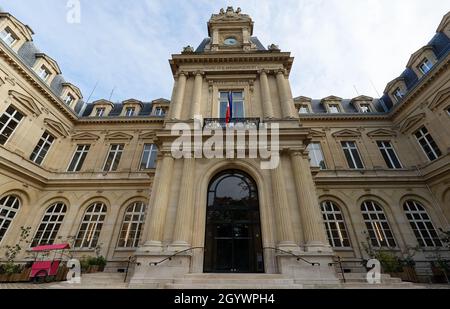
(431, 266, 450, 284)
(82, 265, 105, 274)
(389, 266, 419, 283)
(0, 268, 31, 283)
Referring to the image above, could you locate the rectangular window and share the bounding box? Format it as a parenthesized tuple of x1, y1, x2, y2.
(64, 94, 75, 106)
(328, 104, 340, 113)
(67, 145, 90, 172)
(307, 142, 326, 169)
(299, 105, 310, 114)
(95, 108, 105, 117)
(30, 131, 55, 165)
(0, 27, 17, 47)
(125, 107, 135, 117)
(393, 87, 404, 103)
(415, 127, 442, 161)
(377, 141, 402, 169)
(360, 104, 372, 113)
(418, 58, 433, 74)
(341, 141, 364, 169)
(0, 106, 24, 145)
(37, 65, 50, 81)
(103, 144, 124, 172)
(153, 107, 165, 116)
(140, 144, 158, 170)
(219, 91, 244, 118)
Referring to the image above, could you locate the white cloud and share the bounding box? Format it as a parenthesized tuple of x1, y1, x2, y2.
(1, 0, 449, 101)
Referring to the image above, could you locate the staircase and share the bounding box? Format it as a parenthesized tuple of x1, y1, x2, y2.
(49, 272, 128, 289)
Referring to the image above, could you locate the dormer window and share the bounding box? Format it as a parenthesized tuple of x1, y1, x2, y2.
(418, 58, 433, 75)
(299, 105, 310, 114)
(0, 27, 17, 47)
(360, 104, 372, 113)
(125, 107, 135, 117)
(329, 104, 341, 114)
(393, 87, 404, 103)
(64, 94, 75, 106)
(95, 107, 105, 117)
(37, 65, 51, 81)
(153, 107, 165, 116)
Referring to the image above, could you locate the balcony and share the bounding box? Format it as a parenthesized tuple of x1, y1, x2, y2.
(203, 118, 261, 130)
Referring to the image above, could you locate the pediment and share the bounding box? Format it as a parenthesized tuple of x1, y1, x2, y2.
(309, 129, 326, 137)
(44, 118, 69, 137)
(105, 132, 134, 141)
(35, 53, 61, 74)
(367, 129, 397, 138)
(321, 95, 342, 103)
(399, 113, 426, 133)
(350, 95, 373, 104)
(152, 98, 170, 105)
(332, 129, 361, 138)
(428, 87, 450, 110)
(8, 90, 41, 116)
(71, 132, 101, 141)
(294, 96, 312, 103)
(139, 131, 157, 140)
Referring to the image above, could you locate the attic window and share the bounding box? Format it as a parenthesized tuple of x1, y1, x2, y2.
(153, 107, 165, 116)
(95, 108, 105, 117)
(64, 94, 75, 106)
(298, 105, 310, 114)
(329, 104, 341, 114)
(418, 58, 433, 75)
(360, 104, 372, 113)
(125, 107, 135, 117)
(37, 65, 51, 81)
(0, 27, 17, 47)
(393, 87, 404, 103)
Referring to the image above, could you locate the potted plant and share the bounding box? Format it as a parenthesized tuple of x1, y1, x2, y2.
(0, 227, 32, 283)
(80, 244, 107, 273)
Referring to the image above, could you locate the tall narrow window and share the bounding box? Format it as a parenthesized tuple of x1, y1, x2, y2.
(361, 201, 396, 248)
(0, 27, 17, 47)
(0, 195, 21, 243)
(67, 145, 90, 172)
(393, 87, 404, 103)
(404, 200, 442, 247)
(125, 107, 135, 117)
(341, 141, 364, 169)
(74, 202, 107, 248)
(37, 65, 50, 81)
(320, 201, 351, 248)
(140, 144, 158, 170)
(418, 58, 433, 74)
(328, 104, 340, 113)
(307, 142, 326, 169)
(64, 94, 75, 106)
(0, 106, 24, 145)
(95, 108, 105, 117)
(299, 105, 310, 114)
(360, 104, 372, 113)
(415, 127, 441, 161)
(30, 131, 55, 165)
(117, 202, 146, 248)
(219, 91, 244, 118)
(377, 141, 402, 169)
(103, 144, 124, 172)
(31, 203, 67, 247)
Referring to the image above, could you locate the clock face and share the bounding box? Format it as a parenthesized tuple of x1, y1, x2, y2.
(224, 37, 238, 46)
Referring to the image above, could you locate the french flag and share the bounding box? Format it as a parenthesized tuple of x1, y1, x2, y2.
(226, 91, 233, 124)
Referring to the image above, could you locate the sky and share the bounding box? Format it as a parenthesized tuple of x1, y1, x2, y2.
(1, 0, 449, 103)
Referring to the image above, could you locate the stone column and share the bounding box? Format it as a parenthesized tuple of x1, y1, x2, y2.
(190, 71, 203, 119)
(169, 158, 195, 251)
(276, 69, 296, 118)
(271, 157, 300, 252)
(259, 70, 274, 119)
(144, 152, 175, 250)
(289, 150, 330, 251)
(170, 72, 187, 120)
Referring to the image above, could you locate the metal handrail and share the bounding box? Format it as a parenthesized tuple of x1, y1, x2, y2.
(203, 118, 261, 129)
(124, 255, 141, 283)
(328, 256, 348, 283)
(150, 247, 204, 266)
(263, 247, 320, 266)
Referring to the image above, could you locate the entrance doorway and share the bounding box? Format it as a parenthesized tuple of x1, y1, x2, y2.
(204, 170, 264, 273)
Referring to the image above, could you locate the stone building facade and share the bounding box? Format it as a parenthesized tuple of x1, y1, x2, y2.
(0, 7, 449, 286)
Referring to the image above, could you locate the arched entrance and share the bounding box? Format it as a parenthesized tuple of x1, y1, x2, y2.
(204, 170, 264, 273)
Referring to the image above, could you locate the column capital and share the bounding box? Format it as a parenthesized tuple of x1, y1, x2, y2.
(194, 70, 205, 76)
(258, 69, 269, 75)
(276, 68, 288, 77)
(175, 71, 188, 79)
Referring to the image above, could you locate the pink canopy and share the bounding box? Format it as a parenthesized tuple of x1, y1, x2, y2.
(31, 243, 70, 252)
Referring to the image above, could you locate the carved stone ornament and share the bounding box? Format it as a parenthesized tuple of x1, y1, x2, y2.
(182, 45, 194, 54)
(268, 44, 280, 51)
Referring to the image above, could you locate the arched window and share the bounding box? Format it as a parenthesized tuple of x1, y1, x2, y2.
(0, 195, 21, 243)
(31, 203, 67, 247)
(74, 202, 107, 248)
(361, 200, 396, 248)
(320, 201, 351, 247)
(117, 202, 146, 248)
(403, 200, 442, 247)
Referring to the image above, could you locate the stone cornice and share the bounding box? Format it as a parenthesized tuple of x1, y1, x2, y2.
(77, 117, 165, 125)
(298, 113, 388, 121)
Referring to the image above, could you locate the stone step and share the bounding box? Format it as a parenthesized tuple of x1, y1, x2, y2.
(165, 283, 303, 289)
